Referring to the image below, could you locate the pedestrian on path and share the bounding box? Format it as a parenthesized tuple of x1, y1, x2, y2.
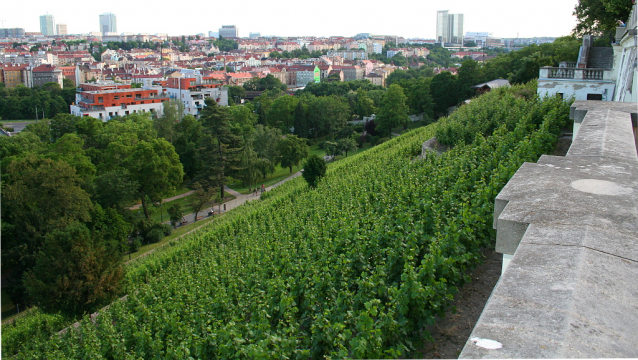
(261, 184, 265, 193)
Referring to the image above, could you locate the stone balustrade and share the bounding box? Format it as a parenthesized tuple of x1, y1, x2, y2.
(540, 66, 613, 81)
(460, 100, 638, 358)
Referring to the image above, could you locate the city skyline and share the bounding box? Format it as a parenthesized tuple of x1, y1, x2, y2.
(8, 0, 578, 39)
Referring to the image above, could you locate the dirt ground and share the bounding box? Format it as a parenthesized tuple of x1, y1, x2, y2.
(416, 248, 502, 359)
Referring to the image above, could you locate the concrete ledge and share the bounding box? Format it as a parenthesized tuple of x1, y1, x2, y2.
(460, 101, 638, 358)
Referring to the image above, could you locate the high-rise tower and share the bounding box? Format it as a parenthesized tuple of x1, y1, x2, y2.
(436, 10, 464, 44)
(99, 13, 117, 35)
(40, 14, 55, 36)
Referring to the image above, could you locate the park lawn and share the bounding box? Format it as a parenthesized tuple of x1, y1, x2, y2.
(391, 120, 428, 135)
(229, 144, 327, 195)
(0, 120, 37, 123)
(129, 191, 235, 225)
(125, 192, 236, 262)
(1, 289, 17, 322)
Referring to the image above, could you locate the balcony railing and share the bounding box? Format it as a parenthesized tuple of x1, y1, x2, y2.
(540, 66, 612, 81)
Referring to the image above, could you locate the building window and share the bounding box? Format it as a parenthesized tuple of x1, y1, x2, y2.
(557, 93, 564, 99)
(114, 96, 120, 100)
(587, 93, 603, 101)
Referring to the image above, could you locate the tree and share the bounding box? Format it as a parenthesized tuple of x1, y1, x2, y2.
(253, 124, 282, 163)
(292, 99, 311, 138)
(225, 85, 246, 105)
(302, 154, 327, 188)
(123, 138, 184, 219)
(23, 221, 123, 315)
(237, 144, 274, 190)
(154, 99, 182, 142)
(573, 0, 633, 36)
(337, 138, 358, 157)
(306, 95, 351, 138)
(168, 203, 183, 228)
(188, 182, 215, 221)
(91, 168, 139, 209)
(1, 155, 93, 306)
(198, 98, 244, 200)
(267, 95, 299, 131)
(323, 141, 340, 158)
(375, 84, 410, 136)
(173, 114, 204, 180)
(276, 135, 309, 173)
(430, 71, 458, 115)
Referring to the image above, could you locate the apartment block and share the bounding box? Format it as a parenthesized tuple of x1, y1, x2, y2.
(70, 82, 169, 121)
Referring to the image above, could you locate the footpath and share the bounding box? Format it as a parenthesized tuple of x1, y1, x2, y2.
(172, 171, 303, 225)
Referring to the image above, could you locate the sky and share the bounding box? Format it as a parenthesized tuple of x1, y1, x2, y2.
(5, 0, 579, 39)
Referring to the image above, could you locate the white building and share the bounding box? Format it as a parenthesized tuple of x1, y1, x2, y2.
(436, 10, 464, 44)
(99, 13, 117, 35)
(219, 25, 238, 38)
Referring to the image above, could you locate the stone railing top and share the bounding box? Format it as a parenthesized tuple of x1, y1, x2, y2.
(461, 101, 638, 358)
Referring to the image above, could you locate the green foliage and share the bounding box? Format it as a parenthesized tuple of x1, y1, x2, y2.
(573, 0, 633, 36)
(243, 74, 287, 91)
(23, 222, 124, 315)
(18, 82, 572, 358)
(167, 203, 183, 228)
(302, 154, 327, 188)
(276, 134, 309, 173)
(1, 309, 68, 357)
(213, 36, 238, 52)
(375, 84, 410, 136)
(0, 84, 70, 120)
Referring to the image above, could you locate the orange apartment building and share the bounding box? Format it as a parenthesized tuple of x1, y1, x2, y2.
(70, 82, 169, 121)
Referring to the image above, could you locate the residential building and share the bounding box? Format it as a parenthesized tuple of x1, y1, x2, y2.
(0, 64, 32, 87)
(56, 24, 67, 36)
(31, 64, 63, 87)
(219, 25, 238, 38)
(165, 70, 229, 119)
(0, 28, 25, 38)
(99, 13, 117, 35)
(327, 50, 367, 60)
(364, 72, 384, 87)
(70, 82, 169, 121)
(40, 14, 56, 36)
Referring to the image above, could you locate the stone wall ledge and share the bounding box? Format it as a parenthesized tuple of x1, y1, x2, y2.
(461, 101, 638, 358)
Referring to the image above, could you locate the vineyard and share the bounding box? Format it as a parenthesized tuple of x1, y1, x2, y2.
(3, 82, 572, 359)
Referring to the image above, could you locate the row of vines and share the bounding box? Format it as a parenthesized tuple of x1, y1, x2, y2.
(5, 82, 572, 358)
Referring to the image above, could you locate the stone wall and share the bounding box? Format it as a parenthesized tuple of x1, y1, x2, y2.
(459, 100, 638, 358)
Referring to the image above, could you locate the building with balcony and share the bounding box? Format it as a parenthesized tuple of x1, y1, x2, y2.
(165, 71, 229, 119)
(70, 82, 169, 121)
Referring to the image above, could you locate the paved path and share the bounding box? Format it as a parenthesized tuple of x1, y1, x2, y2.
(174, 171, 303, 226)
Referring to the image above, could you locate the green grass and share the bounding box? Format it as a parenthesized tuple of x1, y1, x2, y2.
(129, 191, 235, 225)
(228, 144, 327, 195)
(0, 120, 37, 123)
(391, 120, 428, 135)
(1, 289, 18, 322)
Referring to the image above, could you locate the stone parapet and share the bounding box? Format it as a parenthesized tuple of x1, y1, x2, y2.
(460, 101, 638, 358)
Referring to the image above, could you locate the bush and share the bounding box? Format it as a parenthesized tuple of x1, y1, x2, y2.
(159, 223, 172, 236)
(130, 237, 142, 252)
(145, 228, 164, 244)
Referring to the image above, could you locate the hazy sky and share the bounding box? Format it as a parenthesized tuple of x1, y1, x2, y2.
(6, 0, 579, 39)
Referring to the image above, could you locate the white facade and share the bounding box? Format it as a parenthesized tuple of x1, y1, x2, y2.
(219, 25, 238, 38)
(436, 10, 464, 44)
(166, 86, 229, 119)
(99, 13, 117, 35)
(70, 101, 164, 122)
